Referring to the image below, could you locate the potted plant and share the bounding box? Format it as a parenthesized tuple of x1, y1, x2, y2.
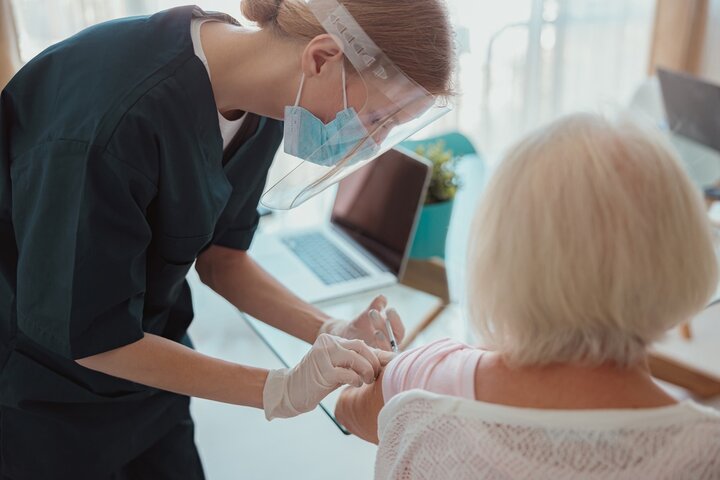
(409, 140, 461, 259)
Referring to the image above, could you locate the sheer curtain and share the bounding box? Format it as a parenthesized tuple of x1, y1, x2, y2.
(10, 0, 246, 62)
(446, 0, 655, 158)
(10, 0, 656, 157)
(1, 0, 22, 88)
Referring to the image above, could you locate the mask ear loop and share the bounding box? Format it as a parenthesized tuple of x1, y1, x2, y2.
(341, 62, 348, 109)
(294, 64, 344, 109)
(294, 74, 306, 107)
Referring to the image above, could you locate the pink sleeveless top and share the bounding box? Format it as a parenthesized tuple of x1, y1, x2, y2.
(382, 338, 484, 402)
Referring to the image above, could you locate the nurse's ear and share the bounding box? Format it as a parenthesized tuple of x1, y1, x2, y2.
(301, 34, 344, 78)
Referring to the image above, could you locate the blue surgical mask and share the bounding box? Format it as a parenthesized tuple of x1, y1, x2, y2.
(283, 65, 379, 167)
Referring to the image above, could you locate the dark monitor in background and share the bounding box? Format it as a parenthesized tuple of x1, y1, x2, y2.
(658, 68, 720, 153)
(331, 149, 430, 276)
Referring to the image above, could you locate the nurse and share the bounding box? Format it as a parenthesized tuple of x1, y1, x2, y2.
(0, 0, 454, 478)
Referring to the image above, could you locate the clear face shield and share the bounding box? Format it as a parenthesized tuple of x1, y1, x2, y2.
(261, 0, 452, 210)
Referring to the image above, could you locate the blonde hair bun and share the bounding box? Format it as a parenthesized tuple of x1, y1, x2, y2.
(241, 0, 281, 26)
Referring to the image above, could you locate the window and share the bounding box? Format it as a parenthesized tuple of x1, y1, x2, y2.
(10, 0, 245, 61)
(446, 0, 655, 156)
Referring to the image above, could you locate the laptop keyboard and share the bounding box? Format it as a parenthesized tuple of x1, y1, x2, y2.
(282, 232, 370, 285)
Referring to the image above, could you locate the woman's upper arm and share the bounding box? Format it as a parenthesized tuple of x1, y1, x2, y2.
(335, 370, 386, 444)
(335, 340, 437, 443)
(335, 338, 470, 443)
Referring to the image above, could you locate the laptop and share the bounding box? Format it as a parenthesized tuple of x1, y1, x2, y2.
(250, 148, 431, 304)
(657, 68, 720, 153)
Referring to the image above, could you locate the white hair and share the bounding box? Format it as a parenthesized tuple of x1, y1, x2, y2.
(467, 112, 718, 367)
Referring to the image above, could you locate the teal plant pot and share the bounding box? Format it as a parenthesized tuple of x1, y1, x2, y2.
(409, 200, 454, 259)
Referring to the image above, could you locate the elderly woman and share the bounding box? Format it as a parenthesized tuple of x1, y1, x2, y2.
(335, 113, 720, 479)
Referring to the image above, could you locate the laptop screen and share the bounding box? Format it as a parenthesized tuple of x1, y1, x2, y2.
(330, 148, 430, 276)
(658, 68, 720, 153)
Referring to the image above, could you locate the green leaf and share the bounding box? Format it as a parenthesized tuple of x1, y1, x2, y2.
(414, 140, 461, 204)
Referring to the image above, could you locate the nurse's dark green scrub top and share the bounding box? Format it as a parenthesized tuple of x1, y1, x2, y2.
(0, 6, 282, 479)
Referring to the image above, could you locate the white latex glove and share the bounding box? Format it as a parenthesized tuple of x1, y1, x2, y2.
(263, 333, 393, 420)
(319, 295, 405, 351)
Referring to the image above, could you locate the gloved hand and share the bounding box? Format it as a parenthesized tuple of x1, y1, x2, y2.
(319, 295, 405, 351)
(263, 333, 394, 420)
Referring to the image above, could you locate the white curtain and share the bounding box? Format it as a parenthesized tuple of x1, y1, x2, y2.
(1, 0, 22, 88)
(445, 0, 655, 158)
(10, 0, 245, 62)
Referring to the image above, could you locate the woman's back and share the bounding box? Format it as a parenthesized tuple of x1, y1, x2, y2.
(377, 388, 720, 480)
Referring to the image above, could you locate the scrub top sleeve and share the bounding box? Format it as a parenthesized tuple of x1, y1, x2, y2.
(212, 172, 269, 251)
(12, 141, 154, 359)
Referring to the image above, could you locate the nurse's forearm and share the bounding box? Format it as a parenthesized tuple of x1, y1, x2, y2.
(196, 246, 329, 343)
(76, 334, 267, 408)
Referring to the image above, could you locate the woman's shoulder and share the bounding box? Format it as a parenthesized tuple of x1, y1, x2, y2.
(377, 392, 720, 480)
(382, 338, 486, 403)
(382, 388, 720, 434)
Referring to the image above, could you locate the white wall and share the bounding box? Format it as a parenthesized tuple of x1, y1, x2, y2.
(702, 0, 720, 82)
